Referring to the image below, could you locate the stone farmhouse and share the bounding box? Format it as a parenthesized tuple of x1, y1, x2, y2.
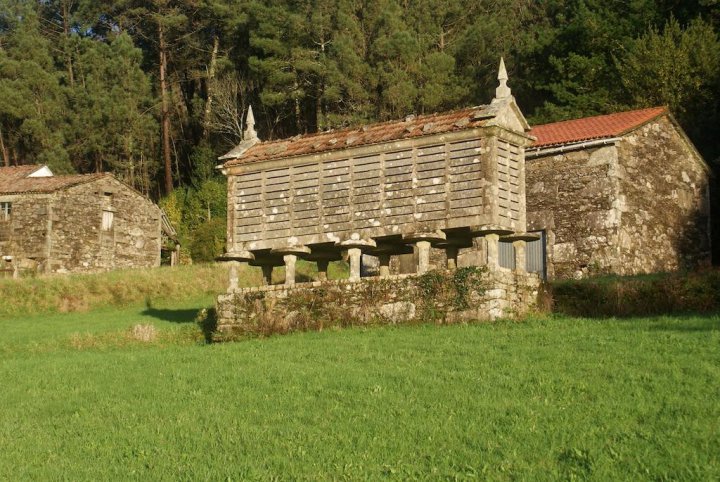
(0, 165, 178, 276)
(215, 60, 542, 333)
(525, 107, 711, 279)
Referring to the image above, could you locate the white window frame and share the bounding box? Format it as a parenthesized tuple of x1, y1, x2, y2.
(102, 210, 114, 231)
(0, 202, 11, 222)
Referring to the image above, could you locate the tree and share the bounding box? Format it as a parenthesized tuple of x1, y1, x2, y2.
(0, 2, 71, 171)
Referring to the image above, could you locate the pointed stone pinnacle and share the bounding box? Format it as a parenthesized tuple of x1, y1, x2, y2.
(244, 105, 259, 141)
(246, 104, 255, 127)
(498, 57, 508, 81)
(495, 57, 511, 100)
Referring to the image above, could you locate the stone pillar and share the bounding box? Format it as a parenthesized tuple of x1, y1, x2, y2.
(513, 240, 527, 273)
(348, 248, 362, 281)
(486, 233, 500, 270)
(446, 246, 459, 271)
(228, 261, 240, 292)
(339, 236, 377, 281)
(378, 254, 391, 278)
(283, 254, 297, 286)
(416, 240, 432, 274)
(317, 259, 329, 281)
(261, 265, 273, 285)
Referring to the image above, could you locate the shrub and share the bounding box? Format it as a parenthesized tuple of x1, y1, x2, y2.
(551, 269, 720, 317)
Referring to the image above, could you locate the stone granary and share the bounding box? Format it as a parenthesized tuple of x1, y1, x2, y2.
(215, 60, 542, 333)
(0, 165, 178, 276)
(525, 107, 711, 279)
(218, 60, 538, 284)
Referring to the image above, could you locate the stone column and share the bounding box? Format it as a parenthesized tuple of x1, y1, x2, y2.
(446, 246, 459, 271)
(339, 237, 377, 282)
(348, 248, 362, 281)
(228, 261, 240, 292)
(317, 259, 329, 281)
(261, 265, 273, 285)
(416, 240, 432, 274)
(404, 231, 446, 274)
(378, 254, 391, 278)
(486, 233, 500, 270)
(513, 240, 527, 273)
(283, 254, 297, 286)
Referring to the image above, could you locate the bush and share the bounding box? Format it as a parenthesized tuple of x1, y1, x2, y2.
(551, 269, 720, 317)
(189, 218, 226, 263)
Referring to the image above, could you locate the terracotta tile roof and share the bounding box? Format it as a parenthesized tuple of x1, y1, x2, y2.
(223, 105, 498, 166)
(530, 107, 667, 148)
(0, 169, 108, 195)
(0, 164, 45, 182)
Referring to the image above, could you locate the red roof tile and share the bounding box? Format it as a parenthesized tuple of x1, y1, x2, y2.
(0, 164, 46, 182)
(0, 170, 108, 195)
(223, 106, 497, 166)
(530, 107, 667, 148)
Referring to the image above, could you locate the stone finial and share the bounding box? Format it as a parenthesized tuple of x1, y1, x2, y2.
(244, 105, 259, 141)
(495, 57, 512, 100)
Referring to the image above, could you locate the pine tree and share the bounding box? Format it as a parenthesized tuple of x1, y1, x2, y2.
(0, 1, 71, 171)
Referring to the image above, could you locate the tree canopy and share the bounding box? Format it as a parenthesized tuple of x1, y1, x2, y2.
(0, 0, 718, 195)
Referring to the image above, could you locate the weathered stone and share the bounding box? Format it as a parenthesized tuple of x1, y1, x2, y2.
(526, 115, 710, 278)
(0, 168, 167, 275)
(215, 269, 541, 338)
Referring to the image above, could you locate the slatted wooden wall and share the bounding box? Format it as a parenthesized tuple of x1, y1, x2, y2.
(232, 137, 512, 249)
(496, 140, 521, 224)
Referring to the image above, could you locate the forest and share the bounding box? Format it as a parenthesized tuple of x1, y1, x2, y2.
(1, 0, 719, 259)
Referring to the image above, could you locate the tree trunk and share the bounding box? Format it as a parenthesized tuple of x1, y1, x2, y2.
(202, 34, 220, 139)
(0, 124, 9, 167)
(159, 21, 173, 194)
(62, 1, 75, 88)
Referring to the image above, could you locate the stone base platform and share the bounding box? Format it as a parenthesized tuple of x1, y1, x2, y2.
(215, 267, 541, 339)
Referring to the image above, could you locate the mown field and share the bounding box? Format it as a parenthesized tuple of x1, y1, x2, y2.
(0, 270, 718, 480)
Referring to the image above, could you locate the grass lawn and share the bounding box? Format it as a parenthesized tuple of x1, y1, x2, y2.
(0, 302, 718, 480)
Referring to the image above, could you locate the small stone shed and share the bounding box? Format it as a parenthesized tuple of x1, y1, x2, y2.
(525, 107, 711, 279)
(0, 165, 176, 276)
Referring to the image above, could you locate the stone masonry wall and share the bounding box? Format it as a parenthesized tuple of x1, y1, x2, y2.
(526, 116, 711, 279)
(0, 177, 161, 275)
(614, 117, 710, 273)
(0, 194, 53, 274)
(50, 177, 162, 273)
(526, 144, 620, 279)
(215, 268, 541, 338)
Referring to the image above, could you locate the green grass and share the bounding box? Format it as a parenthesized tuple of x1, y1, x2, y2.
(1, 302, 719, 480)
(0, 260, 348, 318)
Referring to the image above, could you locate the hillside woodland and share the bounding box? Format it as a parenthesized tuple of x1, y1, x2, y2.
(1, 0, 718, 260)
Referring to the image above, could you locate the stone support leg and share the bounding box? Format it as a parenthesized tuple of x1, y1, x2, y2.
(446, 246, 459, 271)
(348, 248, 362, 281)
(513, 240, 527, 273)
(228, 261, 240, 292)
(486, 234, 500, 270)
(261, 265, 273, 285)
(416, 240, 432, 274)
(317, 259, 329, 281)
(378, 254, 391, 278)
(283, 254, 297, 286)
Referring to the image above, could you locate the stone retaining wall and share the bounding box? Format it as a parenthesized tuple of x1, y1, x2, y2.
(215, 268, 541, 339)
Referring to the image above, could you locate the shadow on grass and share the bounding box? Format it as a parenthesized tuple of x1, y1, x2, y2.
(140, 307, 201, 323)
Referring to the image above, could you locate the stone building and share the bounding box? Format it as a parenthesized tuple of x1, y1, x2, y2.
(216, 60, 542, 333)
(0, 165, 176, 276)
(524, 107, 711, 279)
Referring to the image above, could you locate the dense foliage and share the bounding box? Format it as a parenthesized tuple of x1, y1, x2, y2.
(1, 0, 719, 255)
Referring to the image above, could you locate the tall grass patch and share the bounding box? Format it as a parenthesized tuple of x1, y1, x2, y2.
(551, 269, 720, 317)
(0, 264, 235, 317)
